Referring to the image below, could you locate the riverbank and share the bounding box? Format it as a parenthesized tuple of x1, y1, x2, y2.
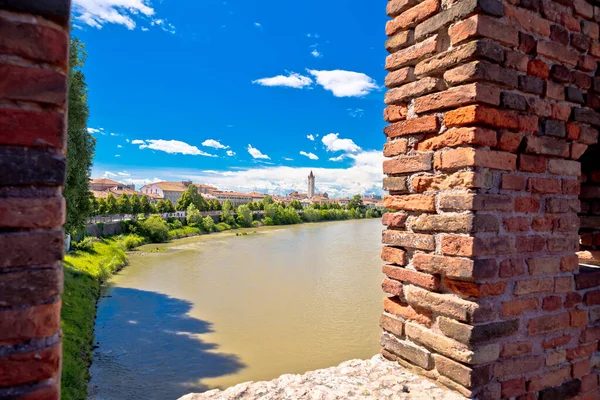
(179, 355, 463, 400)
(61, 237, 129, 400)
(62, 216, 381, 398)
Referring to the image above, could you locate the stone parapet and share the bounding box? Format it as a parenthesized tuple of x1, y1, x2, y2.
(0, 1, 70, 399)
(381, 0, 600, 397)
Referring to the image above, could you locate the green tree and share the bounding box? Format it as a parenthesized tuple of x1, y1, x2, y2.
(262, 195, 274, 206)
(186, 204, 202, 226)
(139, 215, 169, 243)
(156, 199, 167, 213)
(64, 37, 96, 233)
(347, 195, 365, 213)
(220, 199, 235, 225)
(202, 216, 215, 232)
(130, 195, 142, 214)
(89, 196, 99, 216)
(264, 203, 277, 220)
(97, 198, 107, 215)
(141, 195, 153, 214)
(117, 194, 132, 214)
(165, 199, 176, 212)
(106, 193, 119, 214)
(289, 200, 303, 210)
(176, 185, 209, 211)
(236, 205, 253, 227)
(211, 199, 222, 211)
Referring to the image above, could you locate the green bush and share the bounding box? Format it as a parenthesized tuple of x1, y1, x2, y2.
(263, 217, 274, 226)
(168, 226, 201, 239)
(168, 219, 183, 230)
(72, 236, 97, 252)
(215, 222, 231, 232)
(116, 234, 145, 251)
(139, 215, 169, 243)
(251, 220, 260, 227)
(202, 216, 216, 232)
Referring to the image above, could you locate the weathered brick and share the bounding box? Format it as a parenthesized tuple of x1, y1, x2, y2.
(382, 246, 407, 265)
(384, 296, 434, 326)
(528, 312, 570, 335)
(382, 229, 435, 250)
(439, 193, 514, 211)
(380, 313, 404, 337)
(0, 263, 63, 307)
(382, 212, 408, 229)
(414, 82, 500, 113)
(386, 35, 439, 71)
(385, 77, 442, 104)
(380, 331, 433, 369)
(537, 41, 578, 66)
(0, 344, 61, 387)
(404, 285, 479, 323)
(528, 365, 572, 392)
(0, 20, 68, 66)
(385, 67, 416, 88)
(515, 279, 554, 296)
(0, 229, 64, 269)
(384, 115, 440, 138)
(434, 354, 493, 388)
(502, 174, 526, 190)
(383, 265, 441, 290)
(386, 0, 440, 36)
(383, 139, 408, 157)
(495, 356, 544, 378)
(547, 159, 581, 176)
(449, 14, 519, 46)
(526, 257, 561, 276)
(406, 322, 499, 364)
(407, 214, 473, 233)
(0, 197, 64, 229)
(387, 0, 419, 18)
(502, 298, 539, 316)
(411, 171, 489, 192)
(383, 154, 432, 174)
(0, 64, 67, 105)
(384, 105, 408, 123)
(414, 40, 504, 78)
(505, 5, 551, 35)
(416, 127, 496, 152)
(0, 301, 61, 341)
(444, 61, 518, 88)
(525, 136, 569, 157)
(382, 278, 403, 296)
(439, 317, 518, 345)
(434, 147, 516, 171)
(383, 176, 409, 192)
(528, 177, 562, 194)
(502, 377, 527, 398)
(444, 105, 519, 129)
(383, 194, 436, 213)
(501, 342, 532, 358)
(412, 254, 495, 280)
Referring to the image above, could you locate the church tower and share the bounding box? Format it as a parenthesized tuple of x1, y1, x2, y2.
(308, 171, 315, 198)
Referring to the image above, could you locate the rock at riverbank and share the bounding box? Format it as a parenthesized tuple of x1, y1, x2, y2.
(179, 355, 464, 400)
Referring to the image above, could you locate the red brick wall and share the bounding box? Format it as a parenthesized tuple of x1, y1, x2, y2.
(381, 0, 600, 398)
(0, 1, 70, 399)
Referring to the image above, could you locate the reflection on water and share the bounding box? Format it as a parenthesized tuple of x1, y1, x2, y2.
(89, 219, 383, 400)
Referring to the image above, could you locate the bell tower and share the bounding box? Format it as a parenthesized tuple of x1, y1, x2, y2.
(308, 171, 315, 198)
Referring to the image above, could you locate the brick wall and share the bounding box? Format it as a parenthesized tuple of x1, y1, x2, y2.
(0, 1, 70, 399)
(381, 0, 600, 398)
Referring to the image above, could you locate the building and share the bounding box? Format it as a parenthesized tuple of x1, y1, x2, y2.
(308, 171, 315, 198)
(89, 178, 135, 192)
(213, 191, 253, 207)
(139, 181, 217, 204)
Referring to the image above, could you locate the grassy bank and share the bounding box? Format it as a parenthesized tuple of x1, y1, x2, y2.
(61, 237, 129, 400)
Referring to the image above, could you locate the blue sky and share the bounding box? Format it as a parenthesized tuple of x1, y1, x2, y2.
(75, 0, 387, 197)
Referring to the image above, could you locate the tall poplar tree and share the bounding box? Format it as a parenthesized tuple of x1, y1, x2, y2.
(64, 37, 96, 233)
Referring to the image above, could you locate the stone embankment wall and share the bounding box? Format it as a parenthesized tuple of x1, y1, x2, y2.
(0, 1, 70, 399)
(380, 0, 600, 398)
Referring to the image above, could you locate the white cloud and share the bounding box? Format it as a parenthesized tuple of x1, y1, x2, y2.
(202, 139, 229, 149)
(136, 139, 217, 156)
(311, 49, 322, 58)
(94, 150, 383, 197)
(103, 171, 117, 177)
(141, 27, 149, 32)
(307, 33, 320, 38)
(115, 154, 121, 157)
(322, 133, 361, 153)
(247, 144, 270, 160)
(226, 150, 236, 157)
(348, 108, 364, 118)
(307, 69, 379, 97)
(150, 18, 176, 34)
(284, 157, 294, 161)
(126, 139, 130, 143)
(300, 151, 319, 160)
(117, 171, 131, 176)
(252, 72, 313, 89)
(254, 22, 262, 28)
(131, 139, 145, 145)
(117, 144, 123, 148)
(88, 127, 106, 135)
(307, 134, 315, 141)
(110, 132, 119, 136)
(329, 155, 345, 162)
(73, 0, 153, 29)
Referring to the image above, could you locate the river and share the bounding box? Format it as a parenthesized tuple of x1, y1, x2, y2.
(88, 219, 384, 400)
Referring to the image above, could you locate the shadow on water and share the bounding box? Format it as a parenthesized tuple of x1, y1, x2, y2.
(88, 286, 245, 400)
